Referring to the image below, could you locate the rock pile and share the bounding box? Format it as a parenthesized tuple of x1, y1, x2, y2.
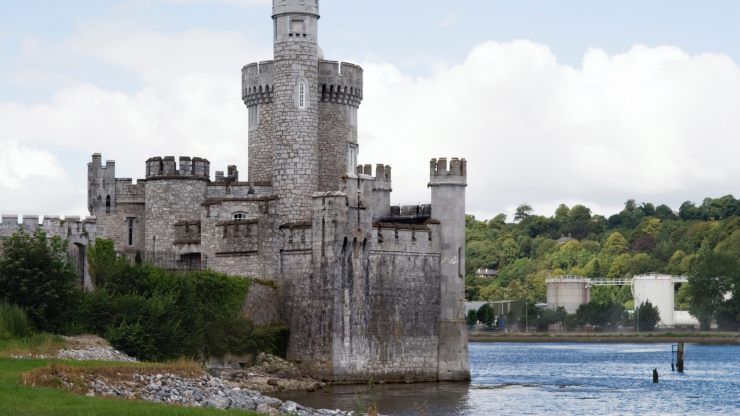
(86, 372, 353, 416)
(57, 346, 137, 362)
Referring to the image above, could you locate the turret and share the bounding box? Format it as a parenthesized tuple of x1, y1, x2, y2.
(270, 0, 320, 223)
(429, 157, 470, 381)
(88, 154, 117, 216)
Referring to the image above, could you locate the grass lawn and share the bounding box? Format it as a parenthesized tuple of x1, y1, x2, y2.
(0, 351, 262, 415)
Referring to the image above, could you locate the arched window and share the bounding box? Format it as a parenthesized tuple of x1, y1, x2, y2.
(233, 212, 248, 221)
(105, 195, 111, 214)
(298, 81, 306, 109)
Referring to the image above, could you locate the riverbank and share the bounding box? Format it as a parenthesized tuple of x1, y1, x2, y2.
(469, 331, 740, 344)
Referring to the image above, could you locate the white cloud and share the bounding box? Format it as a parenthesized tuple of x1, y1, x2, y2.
(358, 41, 740, 219)
(0, 140, 81, 214)
(2, 29, 740, 221)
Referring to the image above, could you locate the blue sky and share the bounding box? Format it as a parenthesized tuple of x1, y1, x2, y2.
(1, 0, 739, 219)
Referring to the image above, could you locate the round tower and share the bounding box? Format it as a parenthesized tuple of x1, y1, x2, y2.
(271, 0, 320, 223)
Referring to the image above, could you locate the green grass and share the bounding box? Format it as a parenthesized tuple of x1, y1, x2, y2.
(0, 358, 263, 416)
(0, 333, 66, 357)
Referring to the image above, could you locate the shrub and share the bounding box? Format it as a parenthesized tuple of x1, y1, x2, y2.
(0, 303, 31, 339)
(0, 229, 80, 333)
(635, 301, 661, 331)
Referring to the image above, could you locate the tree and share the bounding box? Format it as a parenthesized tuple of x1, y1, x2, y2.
(604, 232, 628, 255)
(0, 229, 80, 333)
(688, 250, 735, 330)
(477, 303, 495, 328)
(514, 204, 534, 222)
(466, 309, 479, 327)
(635, 301, 660, 331)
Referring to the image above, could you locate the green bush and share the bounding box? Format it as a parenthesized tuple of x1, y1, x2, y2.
(76, 249, 284, 361)
(0, 229, 80, 333)
(0, 303, 31, 339)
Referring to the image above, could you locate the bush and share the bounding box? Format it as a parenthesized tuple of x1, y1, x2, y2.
(0, 303, 31, 339)
(635, 301, 661, 331)
(466, 309, 479, 327)
(77, 251, 284, 361)
(0, 229, 80, 333)
(477, 303, 495, 328)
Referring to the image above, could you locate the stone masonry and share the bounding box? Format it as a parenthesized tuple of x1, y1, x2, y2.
(2, 0, 473, 383)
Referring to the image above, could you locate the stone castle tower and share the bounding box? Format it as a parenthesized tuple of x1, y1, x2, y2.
(76, 0, 470, 382)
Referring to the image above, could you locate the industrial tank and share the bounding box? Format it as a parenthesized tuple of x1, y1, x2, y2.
(632, 274, 675, 327)
(546, 276, 591, 314)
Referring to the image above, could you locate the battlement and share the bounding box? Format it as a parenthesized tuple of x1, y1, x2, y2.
(90, 153, 116, 171)
(242, 61, 274, 107)
(318, 61, 363, 107)
(0, 215, 96, 244)
(115, 179, 145, 204)
(214, 165, 240, 183)
(145, 156, 210, 180)
(429, 157, 467, 187)
(272, 0, 319, 18)
(430, 157, 467, 177)
(355, 164, 392, 182)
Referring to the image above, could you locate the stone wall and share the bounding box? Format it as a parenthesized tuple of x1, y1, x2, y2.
(242, 281, 281, 326)
(317, 102, 352, 191)
(144, 178, 208, 252)
(271, 38, 319, 223)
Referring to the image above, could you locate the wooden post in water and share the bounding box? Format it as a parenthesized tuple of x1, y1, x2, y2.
(677, 342, 685, 373)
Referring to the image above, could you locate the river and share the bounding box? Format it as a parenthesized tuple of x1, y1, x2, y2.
(277, 342, 740, 415)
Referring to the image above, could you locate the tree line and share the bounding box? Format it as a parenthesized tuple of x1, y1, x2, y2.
(466, 195, 740, 330)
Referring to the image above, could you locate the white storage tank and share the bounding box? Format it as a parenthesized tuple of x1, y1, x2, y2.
(546, 276, 591, 314)
(632, 274, 675, 327)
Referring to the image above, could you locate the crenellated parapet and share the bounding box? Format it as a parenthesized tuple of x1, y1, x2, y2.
(355, 163, 392, 182)
(115, 179, 145, 204)
(145, 156, 210, 180)
(318, 61, 363, 107)
(429, 157, 467, 187)
(0, 215, 96, 245)
(242, 61, 274, 107)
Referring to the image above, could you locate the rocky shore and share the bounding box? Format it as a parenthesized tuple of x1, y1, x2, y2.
(21, 335, 359, 416)
(84, 372, 352, 416)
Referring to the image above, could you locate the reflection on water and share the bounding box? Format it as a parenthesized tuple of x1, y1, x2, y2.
(278, 343, 740, 416)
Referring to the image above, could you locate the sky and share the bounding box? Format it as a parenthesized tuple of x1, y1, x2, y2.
(1, 0, 739, 221)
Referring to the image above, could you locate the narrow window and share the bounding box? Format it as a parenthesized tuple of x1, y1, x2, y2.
(233, 212, 248, 220)
(458, 246, 464, 278)
(298, 81, 306, 109)
(105, 195, 111, 214)
(127, 218, 134, 246)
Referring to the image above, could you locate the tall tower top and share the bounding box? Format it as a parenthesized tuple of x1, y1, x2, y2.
(273, 0, 320, 19)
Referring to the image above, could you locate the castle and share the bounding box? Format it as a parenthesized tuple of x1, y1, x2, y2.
(1, 0, 470, 383)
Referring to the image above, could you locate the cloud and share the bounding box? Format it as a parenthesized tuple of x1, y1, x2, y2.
(2, 29, 740, 220)
(358, 41, 740, 219)
(0, 24, 270, 215)
(0, 140, 81, 214)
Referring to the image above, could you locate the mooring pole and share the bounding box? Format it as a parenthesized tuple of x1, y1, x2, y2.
(677, 342, 685, 373)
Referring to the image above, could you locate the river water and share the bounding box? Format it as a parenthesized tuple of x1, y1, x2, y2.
(278, 342, 740, 415)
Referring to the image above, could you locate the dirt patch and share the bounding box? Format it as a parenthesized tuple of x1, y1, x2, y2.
(212, 354, 325, 394)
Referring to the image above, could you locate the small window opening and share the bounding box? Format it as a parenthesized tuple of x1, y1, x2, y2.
(233, 212, 248, 220)
(127, 218, 134, 246)
(105, 195, 111, 214)
(298, 81, 306, 109)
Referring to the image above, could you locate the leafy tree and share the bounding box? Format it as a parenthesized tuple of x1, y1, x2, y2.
(604, 232, 628, 255)
(688, 250, 735, 330)
(635, 301, 660, 331)
(476, 303, 495, 328)
(0, 229, 80, 333)
(87, 239, 120, 289)
(514, 204, 534, 222)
